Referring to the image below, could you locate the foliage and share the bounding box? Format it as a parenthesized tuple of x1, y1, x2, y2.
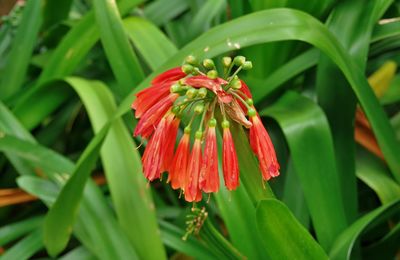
(0, 0, 400, 259)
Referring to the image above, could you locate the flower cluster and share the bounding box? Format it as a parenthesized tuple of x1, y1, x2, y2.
(132, 55, 280, 202)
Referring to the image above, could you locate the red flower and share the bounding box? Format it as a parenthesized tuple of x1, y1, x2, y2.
(168, 131, 190, 190)
(222, 121, 239, 191)
(141, 115, 169, 181)
(185, 132, 203, 202)
(249, 115, 280, 180)
(134, 93, 179, 138)
(199, 120, 219, 193)
(131, 55, 280, 203)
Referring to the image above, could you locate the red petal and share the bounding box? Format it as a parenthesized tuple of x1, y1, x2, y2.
(185, 138, 203, 202)
(168, 133, 190, 190)
(199, 127, 219, 193)
(132, 82, 171, 118)
(184, 76, 232, 103)
(151, 67, 186, 84)
(222, 128, 239, 190)
(161, 115, 180, 172)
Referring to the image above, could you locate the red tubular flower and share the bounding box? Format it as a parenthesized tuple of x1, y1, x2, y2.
(168, 131, 191, 190)
(222, 121, 239, 191)
(161, 115, 180, 172)
(141, 115, 169, 181)
(134, 93, 179, 138)
(151, 67, 186, 84)
(132, 55, 280, 203)
(199, 120, 219, 193)
(249, 114, 280, 180)
(185, 132, 203, 202)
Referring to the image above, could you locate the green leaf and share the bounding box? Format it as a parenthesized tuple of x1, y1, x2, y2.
(356, 148, 400, 204)
(0, 216, 43, 247)
(0, 229, 43, 260)
(43, 123, 112, 256)
(144, 0, 189, 26)
(92, 0, 144, 96)
(329, 199, 400, 260)
(256, 199, 328, 259)
(59, 246, 96, 260)
(261, 91, 347, 250)
(123, 17, 177, 70)
(0, 0, 42, 100)
(42, 0, 73, 29)
(64, 77, 166, 260)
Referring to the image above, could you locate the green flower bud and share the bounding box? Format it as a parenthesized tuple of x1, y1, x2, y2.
(242, 61, 253, 70)
(203, 58, 215, 69)
(194, 104, 204, 114)
(247, 108, 256, 117)
(197, 87, 208, 98)
(222, 56, 232, 67)
(185, 55, 198, 65)
(184, 126, 191, 134)
(172, 106, 181, 114)
(208, 118, 217, 127)
(182, 64, 194, 74)
(246, 98, 254, 106)
(233, 56, 246, 66)
(207, 70, 218, 79)
(195, 130, 203, 139)
(170, 83, 182, 93)
(221, 120, 230, 129)
(231, 79, 241, 90)
(186, 88, 197, 99)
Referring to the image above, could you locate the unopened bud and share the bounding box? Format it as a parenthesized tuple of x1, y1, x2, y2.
(170, 83, 182, 93)
(182, 64, 194, 74)
(233, 56, 246, 66)
(207, 70, 218, 79)
(198, 87, 208, 98)
(242, 61, 253, 70)
(195, 131, 203, 139)
(222, 57, 232, 67)
(172, 106, 181, 114)
(246, 98, 254, 106)
(247, 108, 256, 117)
(203, 59, 215, 69)
(231, 79, 241, 90)
(185, 55, 198, 65)
(221, 120, 230, 129)
(184, 126, 191, 134)
(194, 104, 204, 114)
(186, 88, 198, 99)
(208, 118, 217, 127)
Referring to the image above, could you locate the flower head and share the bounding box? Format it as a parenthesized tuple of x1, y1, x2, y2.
(132, 55, 280, 202)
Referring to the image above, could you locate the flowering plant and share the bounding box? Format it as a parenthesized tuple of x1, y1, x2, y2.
(132, 56, 280, 202)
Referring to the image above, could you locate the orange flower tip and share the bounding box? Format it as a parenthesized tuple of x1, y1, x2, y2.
(248, 108, 256, 117)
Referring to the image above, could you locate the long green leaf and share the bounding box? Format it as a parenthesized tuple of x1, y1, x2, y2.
(329, 199, 400, 260)
(261, 91, 347, 250)
(123, 17, 177, 70)
(0, 0, 42, 100)
(64, 77, 166, 260)
(256, 199, 328, 259)
(92, 0, 144, 96)
(0, 216, 43, 247)
(0, 229, 43, 260)
(43, 123, 112, 256)
(144, 0, 189, 26)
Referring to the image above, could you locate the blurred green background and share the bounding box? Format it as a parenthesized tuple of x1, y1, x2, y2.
(0, 0, 400, 259)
